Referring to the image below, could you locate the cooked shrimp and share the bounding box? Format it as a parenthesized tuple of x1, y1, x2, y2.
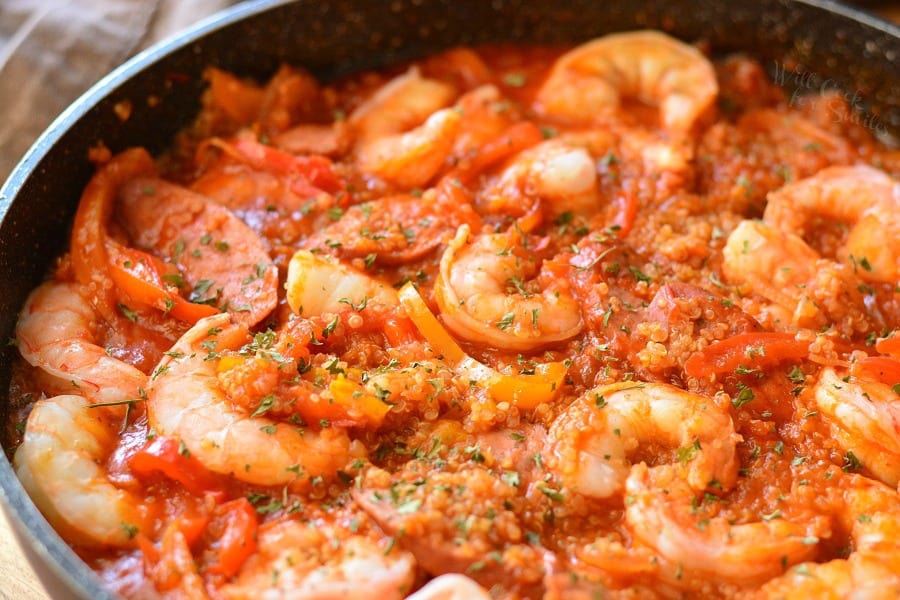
(625, 464, 830, 586)
(814, 367, 900, 488)
(350, 67, 456, 141)
(751, 554, 899, 600)
(724, 167, 899, 332)
(618, 126, 696, 190)
(351, 67, 461, 188)
(838, 475, 900, 563)
(480, 138, 601, 219)
(147, 313, 355, 490)
(535, 30, 718, 132)
(116, 177, 278, 327)
(723, 220, 819, 310)
(763, 165, 900, 284)
(548, 382, 740, 499)
(450, 85, 520, 162)
(219, 520, 415, 600)
(754, 475, 900, 598)
(285, 249, 398, 317)
(434, 224, 583, 351)
(357, 109, 461, 189)
(16, 281, 147, 406)
(14, 395, 151, 547)
(723, 220, 870, 331)
(405, 575, 491, 600)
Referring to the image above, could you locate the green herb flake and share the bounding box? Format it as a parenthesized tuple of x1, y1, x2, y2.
(842, 450, 863, 472)
(495, 312, 515, 330)
(251, 394, 276, 418)
(538, 485, 564, 502)
(322, 315, 340, 338)
(677, 439, 702, 465)
(787, 365, 805, 384)
(397, 498, 422, 514)
(502, 470, 521, 487)
(502, 73, 527, 87)
(120, 522, 139, 539)
(118, 303, 138, 323)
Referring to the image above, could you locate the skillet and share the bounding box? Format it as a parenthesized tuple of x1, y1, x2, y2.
(0, 0, 897, 597)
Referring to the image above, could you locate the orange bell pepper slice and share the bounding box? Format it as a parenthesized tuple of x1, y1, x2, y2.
(398, 282, 466, 364)
(106, 239, 219, 324)
(399, 283, 566, 410)
(283, 372, 391, 428)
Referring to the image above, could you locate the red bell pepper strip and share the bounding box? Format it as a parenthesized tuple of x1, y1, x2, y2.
(851, 356, 900, 388)
(450, 121, 544, 182)
(612, 191, 638, 238)
(207, 498, 258, 578)
(208, 137, 344, 195)
(875, 335, 900, 358)
(684, 332, 809, 378)
(129, 437, 224, 497)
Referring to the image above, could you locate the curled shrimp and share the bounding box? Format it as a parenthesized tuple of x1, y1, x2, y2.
(16, 281, 147, 405)
(752, 554, 899, 600)
(723, 220, 819, 318)
(626, 464, 830, 587)
(434, 224, 583, 351)
(219, 520, 415, 599)
(480, 138, 601, 221)
(763, 165, 900, 284)
(535, 30, 718, 133)
(723, 220, 871, 331)
(285, 249, 399, 317)
(755, 475, 900, 598)
(814, 367, 900, 488)
(14, 395, 151, 547)
(350, 67, 461, 188)
(147, 313, 355, 490)
(724, 166, 899, 331)
(548, 382, 740, 499)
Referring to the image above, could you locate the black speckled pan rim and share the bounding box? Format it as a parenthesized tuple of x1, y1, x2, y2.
(0, 0, 897, 598)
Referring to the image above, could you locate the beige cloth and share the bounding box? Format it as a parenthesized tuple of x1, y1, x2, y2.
(0, 0, 238, 181)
